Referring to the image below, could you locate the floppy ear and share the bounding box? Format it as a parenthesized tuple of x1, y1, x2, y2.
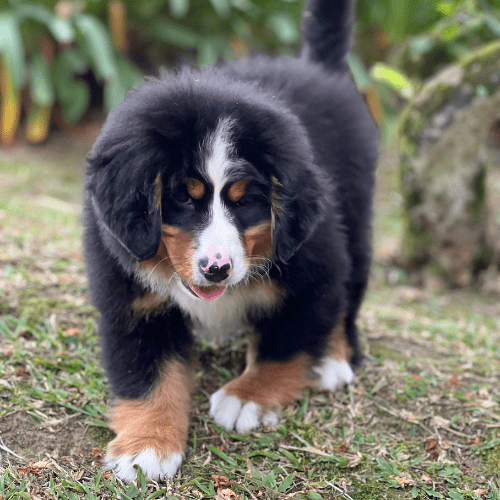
(272, 168, 328, 263)
(86, 149, 162, 262)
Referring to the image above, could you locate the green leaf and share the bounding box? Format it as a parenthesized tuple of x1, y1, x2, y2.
(410, 454, 426, 466)
(230, 0, 261, 16)
(448, 491, 465, 500)
(348, 54, 371, 91)
(266, 12, 300, 44)
(278, 473, 296, 493)
(60, 47, 88, 74)
(261, 471, 276, 489)
(208, 0, 231, 19)
(179, 479, 214, 495)
(148, 19, 199, 49)
(441, 21, 461, 42)
(193, 480, 215, 496)
(247, 450, 280, 460)
(16, 4, 74, 43)
(387, 0, 410, 40)
(125, 482, 140, 498)
(436, 1, 456, 17)
(411, 486, 420, 498)
(145, 489, 169, 500)
(104, 55, 142, 112)
(207, 445, 238, 466)
(103, 79, 124, 112)
(0, 11, 25, 88)
(52, 49, 90, 124)
(424, 488, 444, 498)
(169, 0, 190, 18)
(30, 53, 55, 106)
(370, 62, 414, 99)
(484, 14, 500, 36)
(197, 37, 220, 66)
(279, 448, 299, 465)
(75, 14, 117, 81)
(135, 464, 148, 496)
(307, 492, 322, 500)
(409, 35, 435, 57)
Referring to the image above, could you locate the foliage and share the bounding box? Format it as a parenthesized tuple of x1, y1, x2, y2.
(0, 0, 303, 146)
(2, 0, 500, 145)
(0, 0, 143, 145)
(86, 0, 304, 68)
(350, 0, 500, 141)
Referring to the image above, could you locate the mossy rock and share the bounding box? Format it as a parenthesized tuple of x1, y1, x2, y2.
(398, 41, 500, 289)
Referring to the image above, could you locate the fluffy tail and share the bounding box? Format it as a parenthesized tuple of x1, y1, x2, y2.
(301, 0, 354, 72)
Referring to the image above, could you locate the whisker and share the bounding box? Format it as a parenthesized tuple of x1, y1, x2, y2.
(167, 270, 180, 285)
(148, 255, 172, 279)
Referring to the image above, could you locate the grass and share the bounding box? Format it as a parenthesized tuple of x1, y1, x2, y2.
(0, 146, 499, 499)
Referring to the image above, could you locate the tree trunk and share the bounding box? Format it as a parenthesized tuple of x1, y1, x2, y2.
(398, 41, 500, 290)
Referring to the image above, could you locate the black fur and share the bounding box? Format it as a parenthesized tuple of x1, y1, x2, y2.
(84, 0, 378, 436)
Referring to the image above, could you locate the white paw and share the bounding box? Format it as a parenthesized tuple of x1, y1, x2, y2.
(313, 357, 354, 391)
(105, 448, 182, 482)
(209, 388, 280, 433)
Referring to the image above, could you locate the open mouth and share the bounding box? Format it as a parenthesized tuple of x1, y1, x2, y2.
(181, 280, 226, 301)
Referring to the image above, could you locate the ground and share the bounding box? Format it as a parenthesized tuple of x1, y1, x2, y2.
(0, 132, 499, 500)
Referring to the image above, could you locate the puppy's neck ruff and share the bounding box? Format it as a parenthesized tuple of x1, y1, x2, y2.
(170, 278, 283, 344)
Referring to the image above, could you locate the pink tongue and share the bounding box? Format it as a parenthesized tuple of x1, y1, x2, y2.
(189, 284, 226, 301)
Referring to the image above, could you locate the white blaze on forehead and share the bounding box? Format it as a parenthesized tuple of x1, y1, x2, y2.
(195, 119, 247, 285)
(205, 118, 235, 190)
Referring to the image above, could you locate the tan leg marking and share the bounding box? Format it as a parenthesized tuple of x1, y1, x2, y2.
(223, 354, 312, 409)
(325, 321, 352, 362)
(236, 320, 352, 399)
(107, 361, 193, 459)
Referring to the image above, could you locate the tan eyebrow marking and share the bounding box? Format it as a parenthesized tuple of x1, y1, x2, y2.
(185, 178, 205, 200)
(228, 180, 248, 203)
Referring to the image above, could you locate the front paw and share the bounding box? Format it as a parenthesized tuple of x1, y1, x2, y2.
(313, 357, 354, 391)
(209, 388, 280, 433)
(209, 356, 311, 433)
(104, 361, 192, 482)
(105, 447, 183, 482)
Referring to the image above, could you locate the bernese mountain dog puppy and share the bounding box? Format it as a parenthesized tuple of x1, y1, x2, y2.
(84, 0, 379, 482)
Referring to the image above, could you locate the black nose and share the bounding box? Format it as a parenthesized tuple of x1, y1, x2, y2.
(199, 261, 231, 283)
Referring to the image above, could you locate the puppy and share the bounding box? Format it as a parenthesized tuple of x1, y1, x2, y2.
(84, 0, 378, 482)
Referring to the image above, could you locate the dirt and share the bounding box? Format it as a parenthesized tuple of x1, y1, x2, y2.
(1, 411, 95, 462)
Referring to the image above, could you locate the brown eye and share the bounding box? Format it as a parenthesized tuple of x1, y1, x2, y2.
(186, 178, 205, 200)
